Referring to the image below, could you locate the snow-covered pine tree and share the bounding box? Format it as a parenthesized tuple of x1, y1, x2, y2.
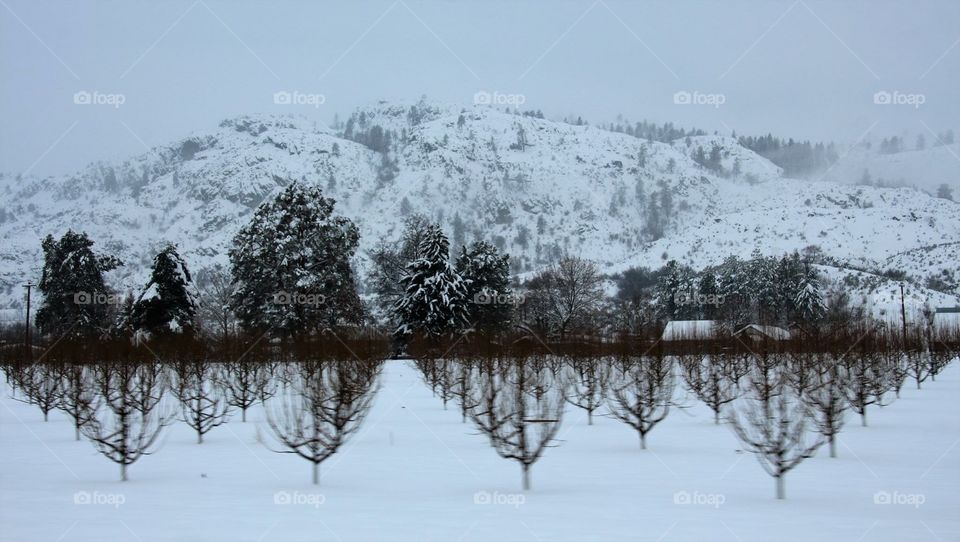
(131, 244, 198, 335)
(656, 260, 694, 321)
(776, 251, 805, 319)
(697, 270, 719, 320)
(747, 250, 780, 323)
(456, 240, 512, 335)
(369, 214, 431, 318)
(35, 230, 123, 338)
(393, 223, 469, 340)
(229, 182, 362, 337)
(794, 263, 825, 325)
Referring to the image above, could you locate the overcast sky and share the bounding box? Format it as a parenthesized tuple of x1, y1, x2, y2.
(1, 0, 958, 177)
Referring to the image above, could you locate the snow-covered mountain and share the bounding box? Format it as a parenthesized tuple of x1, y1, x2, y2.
(822, 141, 960, 196)
(1, 99, 958, 318)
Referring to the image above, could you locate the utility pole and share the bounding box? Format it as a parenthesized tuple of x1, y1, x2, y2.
(23, 282, 35, 361)
(899, 283, 908, 346)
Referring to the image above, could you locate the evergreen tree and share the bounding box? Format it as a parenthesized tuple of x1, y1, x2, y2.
(376, 154, 399, 187)
(775, 252, 805, 320)
(456, 241, 512, 335)
(35, 231, 123, 338)
(131, 244, 198, 336)
(747, 251, 780, 323)
(369, 214, 431, 319)
(229, 182, 362, 337)
(698, 271, 719, 319)
(707, 144, 723, 172)
(637, 144, 648, 168)
(393, 224, 469, 340)
(936, 184, 954, 201)
(656, 260, 694, 321)
(715, 256, 752, 326)
(794, 265, 826, 325)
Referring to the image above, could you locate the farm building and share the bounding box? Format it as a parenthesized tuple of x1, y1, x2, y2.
(661, 320, 718, 341)
(933, 307, 960, 334)
(734, 324, 791, 341)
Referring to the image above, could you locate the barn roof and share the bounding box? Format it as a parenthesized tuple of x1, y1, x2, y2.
(661, 320, 718, 341)
(734, 324, 791, 340)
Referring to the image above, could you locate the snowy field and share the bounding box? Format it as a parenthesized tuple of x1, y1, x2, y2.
(1, 360, 958, 542)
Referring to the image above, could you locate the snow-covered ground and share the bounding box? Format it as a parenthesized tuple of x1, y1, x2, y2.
(1, 361, 958, 542)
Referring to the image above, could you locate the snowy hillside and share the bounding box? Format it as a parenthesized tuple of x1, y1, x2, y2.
(1, 100, 958, 313)
(821, 142, 960, 195)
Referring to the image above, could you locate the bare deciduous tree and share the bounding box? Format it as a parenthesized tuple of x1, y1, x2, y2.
(263, 360, 381, 485)
(563, 355, 608, 425)
(451, 358, 481, 423)
(524, 256, 604, 341)
(679, 352, 742, 425)
(468, 355, 564, 490)
(727, 353, 823, 499)
(11, 362, 62, 422)
(842, 353, 891, 427)
(170, 358, 231, 443)
(58, 362, 100, 440)
(905, 349, 932, 390)
(928, 349, 954, 380)
(82, 360, 173, 481)
(414, 358, 457, 409)
(607, 352, 674, 449)
(793, 353, 847, 458)
(880, 349, 909, 398)
(218, 360, 275, 422)
(195, 265, 237, 342)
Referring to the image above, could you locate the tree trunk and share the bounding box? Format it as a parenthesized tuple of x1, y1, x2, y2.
(522, 465, 530, 491)
(588, 411, 593, 425)
(640, 432, 647, 450)
(312, 462, 319, 485)
(121, 463, 128, 482)
(242, 408, 247, 423)
(775, 475, 785, 499)
(714, 410, 720, 425)
(197, 431, 203, 444)
(829, 435, 837, 458)
(43, 411, 48, 422)
(75, 424, 81, 441)
(861, 410, 867, 427)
